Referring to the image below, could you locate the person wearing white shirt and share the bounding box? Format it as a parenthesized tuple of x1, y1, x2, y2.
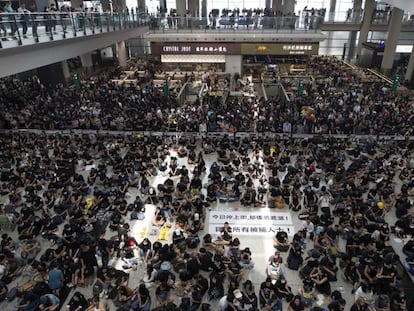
(283, 121, 292, 133)
(354, 282, 374, 306)
(302, 217, 315, 240)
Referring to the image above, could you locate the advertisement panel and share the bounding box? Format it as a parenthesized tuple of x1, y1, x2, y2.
(241, 43, 319, 55)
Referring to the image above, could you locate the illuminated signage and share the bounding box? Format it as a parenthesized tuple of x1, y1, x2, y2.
(396, 45, 413, 53)
(162, 45, 191, 52)
(282, 45, 314, 55)
(195, 46, 227, 52)
(241, 43, 318, 55)
(257, 45, 268, 52)
(152, 43, 241, 55)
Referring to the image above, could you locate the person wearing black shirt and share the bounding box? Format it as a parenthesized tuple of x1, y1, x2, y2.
(261, 277, 282, 310)
(197, 248, 213, 271)
(319, 254, 338, 282)
(274, 230, 289, 252)
(217, 222, 232, 245)
(131, 283, 151, 311)
(310, 267, 331, 296)
(79, 242, 98, 285)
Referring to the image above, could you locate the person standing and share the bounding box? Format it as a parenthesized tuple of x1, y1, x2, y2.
(17, 3, 30, 37)
(4, 2, 17, 38)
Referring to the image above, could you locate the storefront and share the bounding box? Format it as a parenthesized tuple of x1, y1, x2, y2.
(150, 42, 319, 75)
(241, 43, 319, 78)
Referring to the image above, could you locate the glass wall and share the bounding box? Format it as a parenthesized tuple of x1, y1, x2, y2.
(138, 0, 358, 16)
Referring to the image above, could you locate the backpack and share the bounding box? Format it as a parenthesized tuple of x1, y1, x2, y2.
(287, 253, 302, 270)
(5, 286, 19, 302)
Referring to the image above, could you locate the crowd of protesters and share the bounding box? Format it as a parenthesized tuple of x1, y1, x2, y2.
(0, 57, 413, 136)
(0, 55, 412, 311)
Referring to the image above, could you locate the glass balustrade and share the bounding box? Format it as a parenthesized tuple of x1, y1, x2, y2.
(148, 15, 324, 33)
(147, 9, 414, 33)
(0, 12, 150, 48)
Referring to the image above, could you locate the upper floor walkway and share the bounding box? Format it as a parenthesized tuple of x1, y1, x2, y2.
(0, 12, 149, 77)
(1, 8, 413, 51)
(146, 9, 414, 34)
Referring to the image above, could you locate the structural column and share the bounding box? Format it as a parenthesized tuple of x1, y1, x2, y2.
(356, 0, 375, 60)
(272, 0, 282, 14)
(116, 40, 128, 67)
(100, 0, 110, 12)
(329, 0, 336, 21)
(265, 0, 271, 11)
(201, 0, 207, 18)
(70, 0, 83, 10)
(137, 0, 145, 13)
(380, 7, 404, 75)
(282, 0, 295, 16)
(352, 0, 362, 22)
(113, 0, 126, 12)
(61, 60, 71, 81)
(347, 31, 358, 61)
(80, 53, 93, 73)
(159, 0, 166, 13)
(187, 0, 199, 17)
(404, 46, 414, 83)
(176, 0, 186, 28)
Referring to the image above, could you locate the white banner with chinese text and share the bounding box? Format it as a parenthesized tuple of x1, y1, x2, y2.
(208, 211, 295, 236)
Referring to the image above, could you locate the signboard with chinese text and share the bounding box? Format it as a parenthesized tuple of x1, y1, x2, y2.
(241, 43, 319, 55)
(208, 211, 295, 236)
(151, 42, 241, 55)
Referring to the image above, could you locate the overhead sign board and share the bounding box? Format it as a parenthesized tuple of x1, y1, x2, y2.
(241, 43, 319, 55)
(151, 42, 241, 55)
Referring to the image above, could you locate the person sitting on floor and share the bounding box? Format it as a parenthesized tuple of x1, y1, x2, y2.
(274, 230, 289, 252)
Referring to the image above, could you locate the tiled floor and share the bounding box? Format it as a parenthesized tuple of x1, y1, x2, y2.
(0, 138, 412, 311)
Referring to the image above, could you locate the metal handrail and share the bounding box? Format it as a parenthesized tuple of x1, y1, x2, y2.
(0, 12, 149, 48)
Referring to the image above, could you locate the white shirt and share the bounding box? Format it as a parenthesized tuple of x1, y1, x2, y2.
(302, 220, 314, 234)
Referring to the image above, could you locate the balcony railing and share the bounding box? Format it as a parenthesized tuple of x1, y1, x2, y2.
(0, 12, 150, 48)
(148, 15, 324, 33)
(148, 9, 414, 34)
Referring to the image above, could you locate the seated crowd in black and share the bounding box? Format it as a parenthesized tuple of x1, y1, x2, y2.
(0, 56, 412, 311)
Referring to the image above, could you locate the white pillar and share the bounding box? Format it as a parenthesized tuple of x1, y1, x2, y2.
(404, 46, 414, 82)
(329, 0, 336, 21)
(272, 0, 282, 13)
(381, 7, 404, 75)
(225, 55, 242, 75)
(80, 53, 93, 68)
(356, 0, 375, 59)
(176, 0, 186, 17)
(283, 0, 295, 15)
(187, 0, 199, 18)
(137, 0, 145, 13)
(116, 40, 128, 67)
(61, 60, 71, 81)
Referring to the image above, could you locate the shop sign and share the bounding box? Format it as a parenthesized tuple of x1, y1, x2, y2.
(152, 42, 241, 55)
(241, 43, 319, 55)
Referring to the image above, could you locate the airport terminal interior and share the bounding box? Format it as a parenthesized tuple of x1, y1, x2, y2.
(0, 0, 414, 311)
